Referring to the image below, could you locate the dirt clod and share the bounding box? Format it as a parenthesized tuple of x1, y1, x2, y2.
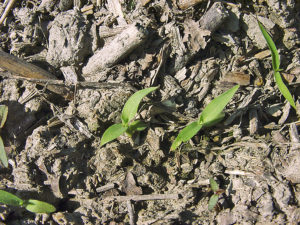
(0, 1, 299, 224)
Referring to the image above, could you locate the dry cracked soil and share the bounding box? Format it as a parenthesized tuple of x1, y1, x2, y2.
(0, 0, 300, 224)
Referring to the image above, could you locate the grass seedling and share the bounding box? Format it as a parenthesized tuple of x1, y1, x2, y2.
(100, 86, 158, 146)
(171, 85, 239, 151)
(126, 0, 136, 11)
(258, 20, 296, 110)
(0, 190, 56, 213)
(0, 105, 8, 167)
(208, 178, 223, 211)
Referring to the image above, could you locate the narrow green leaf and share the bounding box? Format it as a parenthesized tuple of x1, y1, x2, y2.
(126, 120, 148, 137)
(208, 194, 219, 211)
(258, 21, 280, 71)
(198, 85, 239, 125)
(258, 21, 296, 110)
(0, 190, 24, 206)
(24, 199, 56, 213)
(121, 87, 158, 125)
(202, 112, 225, 128)
(170, 138, 182, 152)
(177, 122, 203, 142)
(0, 105, 8, 128)
(0, 136, 8, 168)
(209, 178, 219, 192)
(274, 71, 296, 109)
(100, 123, 127, 146)
(171, 122, 202, 151)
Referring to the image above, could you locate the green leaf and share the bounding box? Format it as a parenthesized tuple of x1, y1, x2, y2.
(0, 105, 8, 128)
(170, 138, 182, 152)
(171, 85, 239, 152)
(126, 120, 148, 137)
(171, 122, 202, 151)
(274, 71, 296, 109)
(202, 112, 225, 128)
(100, 123, 127, 146)
(208, 194, 219, 211)
(209, 178, 219, 192)
(258, 20, 296, 110)
(258, 21, 280, 71)
(198, 85, 239, 125)
(0, 190, 24, 206)
(121, 87, 158, 125)
(24, 199, 56, 213)
(0, 136, 8, 168)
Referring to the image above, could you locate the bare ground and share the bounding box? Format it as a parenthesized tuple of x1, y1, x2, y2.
(0, 0, 300, 224)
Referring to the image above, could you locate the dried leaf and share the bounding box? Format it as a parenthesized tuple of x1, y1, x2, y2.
(122, 172, 142, 195)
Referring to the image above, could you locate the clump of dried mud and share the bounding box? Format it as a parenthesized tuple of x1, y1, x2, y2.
(0, 0, 299, 224)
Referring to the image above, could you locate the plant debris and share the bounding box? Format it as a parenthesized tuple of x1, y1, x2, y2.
(0, 0, 299, 224)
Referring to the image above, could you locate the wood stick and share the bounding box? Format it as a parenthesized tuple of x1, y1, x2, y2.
(225, 169, 254, 176)
(96, 183, 117, 193)
(0, 0, 10, 19)
(0, 51, 57, 80)
(199, 2, 229, 32)
(0, 72, 135, 90)
(82, 22, 148, 76)
(0, 51, 71, 98)
(176, 0, 206, 10)
(127, 200, 135, 225)
(290, 123, 300, 143)
(0, 0, 17, 26)
(103, 193, 180, 202)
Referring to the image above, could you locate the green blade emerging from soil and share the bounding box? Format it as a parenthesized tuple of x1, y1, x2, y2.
(258, 20, 296, 109)
(0, 190, 24, 206)
(0, 105, 8, 128)
(258, 21, 280, 71)
(208, 194, 219, 211)
(24, 199, 56, 213)
(198, 85, 239, 125)
(171, 122, 202, 151)
(209, 178, 219, 192)
(121, 87, 158, 125)
(126, 120, 148, 137)
(0, 136, 8, 168)
(100, 123, 127, 146)
(274, 71, 296, 109)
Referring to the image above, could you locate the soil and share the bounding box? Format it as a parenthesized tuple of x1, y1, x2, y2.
(0, 0, 300, 224)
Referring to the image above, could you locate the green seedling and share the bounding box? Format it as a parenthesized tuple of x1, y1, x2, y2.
(208, 178, 223, 210)
(171, 85, 239, 151)
(0, 105, 8, 167)
(100, 86, 158, 146)
(0, 190, 56, 213)
(258, 21, 296, 110)
(126, 0, 136, 11)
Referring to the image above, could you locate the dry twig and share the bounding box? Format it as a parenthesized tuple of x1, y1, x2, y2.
(127, 200, 136, 225)
(0, 0, 17, 26)
(0, 51, 71, 98)
(0, 72, 134, 90)
(96, 183, 117, 193)
(103, 193, 180, 202)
